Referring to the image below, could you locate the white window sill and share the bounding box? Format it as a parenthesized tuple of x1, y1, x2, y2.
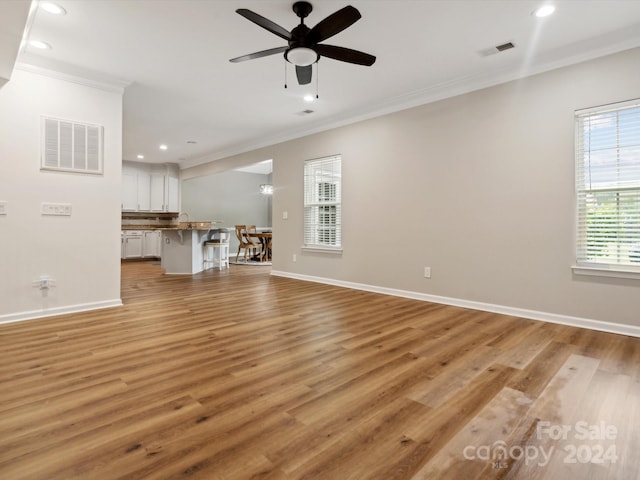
(302, 246, 343, 255)
(572, 265, 640, 280)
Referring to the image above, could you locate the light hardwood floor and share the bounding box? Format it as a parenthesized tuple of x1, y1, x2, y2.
(1, 261, 639, 479)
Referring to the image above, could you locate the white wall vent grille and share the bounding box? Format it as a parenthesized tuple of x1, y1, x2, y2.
(41, 116, 104, 174)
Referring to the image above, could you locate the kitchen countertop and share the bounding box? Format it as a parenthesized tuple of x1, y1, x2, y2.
(122, 222, 215, 231)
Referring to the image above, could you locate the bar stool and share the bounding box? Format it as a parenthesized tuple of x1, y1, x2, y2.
(204, 230, 230, 270)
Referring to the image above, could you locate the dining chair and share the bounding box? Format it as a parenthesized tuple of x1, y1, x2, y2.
(234, 225, 263, 262)
(246, 225, 260, 258)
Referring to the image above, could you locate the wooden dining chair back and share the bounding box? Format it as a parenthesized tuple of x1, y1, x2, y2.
(234, 225, 263, 262)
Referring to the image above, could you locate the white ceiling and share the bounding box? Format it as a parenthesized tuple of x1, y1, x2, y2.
(6, 0, 640, 169)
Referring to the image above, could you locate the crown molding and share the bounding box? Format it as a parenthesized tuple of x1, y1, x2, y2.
(181, 34, 640, 171)
(15, 55, 131, 94)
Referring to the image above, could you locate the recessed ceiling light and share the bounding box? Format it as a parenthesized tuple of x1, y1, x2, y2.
(29, 40, 51, 50)
(303, 94, 314, 102)
(159, 144, 168, 150)
(137, 154, 144, 159)
(40, 2, 66, 15)
(534, 5, 555, 17)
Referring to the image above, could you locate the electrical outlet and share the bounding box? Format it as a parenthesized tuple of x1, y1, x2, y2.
(0, 201, 7, 215)
(424, 267, 431, 278)
(33, 275, 55, 290)
(292, 254, 297, 262)
(282, 211, 288, 220)
(41, 202, 72, 216)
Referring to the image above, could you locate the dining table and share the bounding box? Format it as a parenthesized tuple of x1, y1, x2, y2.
(247, 231, 272, 261)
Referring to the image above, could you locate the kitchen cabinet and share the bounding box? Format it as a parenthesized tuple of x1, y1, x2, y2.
(122, 231, 143, 259)
(122, 161, 180, 213)
(122, 173, 138, 211)
(137, 172, 151, 211)
(150, 174, 165, 211)
(143, 230, 162, 258)
(122, 230, 161, 259)
(166, 175, 179, 213)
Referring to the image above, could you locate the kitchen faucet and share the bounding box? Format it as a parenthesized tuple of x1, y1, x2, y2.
(178, 212, 190, 223)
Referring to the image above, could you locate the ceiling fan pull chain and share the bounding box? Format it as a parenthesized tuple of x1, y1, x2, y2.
(284, 60, 288, 89)
(316, 62, 319, 99)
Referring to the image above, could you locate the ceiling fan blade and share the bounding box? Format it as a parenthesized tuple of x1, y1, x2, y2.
(236, 9, 291, 41)
(308, 6, 361, 43)
(316, 44, 376, 66)
(296, 65, 312, 85)
(229, 46, 287, 63)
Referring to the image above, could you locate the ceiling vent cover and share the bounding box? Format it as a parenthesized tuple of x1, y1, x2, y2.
(496, 42, 515, 52)
(478, 41, 516, 57)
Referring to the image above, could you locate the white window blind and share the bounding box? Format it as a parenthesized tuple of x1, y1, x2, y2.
(42, 116, 103, 174)
(304, 155, 342, 249)
(575, 99, 640, 269)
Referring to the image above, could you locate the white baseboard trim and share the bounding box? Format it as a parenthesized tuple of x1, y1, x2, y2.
(270, 270, 640, 338)
(0, 299, 123, 325)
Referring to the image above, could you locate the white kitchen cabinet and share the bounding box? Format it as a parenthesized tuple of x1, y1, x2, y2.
(137, 172, 151, 211)
(122, 173, 138, 211)
(167, 175, 179, 212)
(150, 174, 165, 211)
(122, 161, 179, 212)
(123, 231, 143, 259)
(143, 230, 162, 258)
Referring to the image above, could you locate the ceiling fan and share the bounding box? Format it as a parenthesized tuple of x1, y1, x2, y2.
(229, 1, 376, 85)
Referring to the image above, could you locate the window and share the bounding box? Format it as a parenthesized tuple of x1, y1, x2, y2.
(575, 99, 640, 272)
(304, 155, 342, 250)
(41, 116, 104, 174)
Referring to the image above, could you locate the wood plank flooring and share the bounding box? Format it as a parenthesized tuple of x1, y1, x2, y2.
(1, 261, 639, 479)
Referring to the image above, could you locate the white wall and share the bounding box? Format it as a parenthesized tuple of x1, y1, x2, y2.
(0, 68, 123, 322)
(183, 47, 640, 331)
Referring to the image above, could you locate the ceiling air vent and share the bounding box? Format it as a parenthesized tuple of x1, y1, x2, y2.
(477, 41, 516, 57)
(496, 42, 515, 52)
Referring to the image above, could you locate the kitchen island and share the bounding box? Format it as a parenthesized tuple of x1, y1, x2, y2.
(160, 222, 214, 274)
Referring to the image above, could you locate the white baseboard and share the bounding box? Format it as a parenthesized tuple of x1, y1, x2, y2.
(0, 299, 123, 325)
(270, 270, 640, 338)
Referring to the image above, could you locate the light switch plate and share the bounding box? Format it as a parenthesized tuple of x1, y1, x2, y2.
(0, 201, 7, 215)
(41, 202, 72, 216)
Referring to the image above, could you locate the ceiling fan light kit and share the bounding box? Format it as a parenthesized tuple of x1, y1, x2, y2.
(285, 47, 319, 67)
(230, 1, 376, 87)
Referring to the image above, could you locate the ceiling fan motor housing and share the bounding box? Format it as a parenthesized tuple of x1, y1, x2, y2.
(287, 2, 319, 65)
(292, 1, 313, 19)
(286, 22, 319, 65)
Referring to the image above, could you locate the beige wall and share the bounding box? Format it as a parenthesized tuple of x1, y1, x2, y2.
(0, 68, 123, 321)
(182, 48, 640, 329)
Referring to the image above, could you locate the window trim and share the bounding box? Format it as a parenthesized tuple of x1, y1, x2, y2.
(303, 154, 342, 253)
(573, 98, 640, 280)
(572, 264, 640, 280)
